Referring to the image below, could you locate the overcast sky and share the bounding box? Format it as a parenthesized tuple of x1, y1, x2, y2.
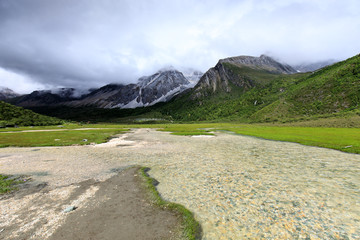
(0, 0, 359, 93)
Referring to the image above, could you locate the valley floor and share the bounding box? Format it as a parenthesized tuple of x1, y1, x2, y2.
(1, 129, 359, 239)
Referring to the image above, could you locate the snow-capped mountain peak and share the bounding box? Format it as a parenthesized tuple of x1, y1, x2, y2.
(135, 69, 191, 107)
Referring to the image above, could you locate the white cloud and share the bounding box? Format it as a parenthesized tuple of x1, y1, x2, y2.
(0, 67, 47, 94)
(0, 0, 359, 93)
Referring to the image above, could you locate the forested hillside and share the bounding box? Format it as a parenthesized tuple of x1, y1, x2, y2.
(0, 101, 63, 127)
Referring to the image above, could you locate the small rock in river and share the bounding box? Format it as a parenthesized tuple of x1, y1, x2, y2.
(63, 206, 76, 213)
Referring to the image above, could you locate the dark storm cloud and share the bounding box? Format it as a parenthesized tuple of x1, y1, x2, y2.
(0, 0, 142, 89)
(0, 0, 359, 93)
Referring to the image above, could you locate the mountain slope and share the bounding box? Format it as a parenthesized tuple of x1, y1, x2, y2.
(66, 84, 137, 108)
(133, 69, 191, 107)
(191, 55, 296, 99)
(151, 55, 301, 121)
(221, 55, 296, 74)
(12, 88, 82, 107)
(0, 101, 63, 126)
(251, 54, 360, 121)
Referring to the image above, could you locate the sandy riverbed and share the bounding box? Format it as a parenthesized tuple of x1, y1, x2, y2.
(1, 129, 359, 239)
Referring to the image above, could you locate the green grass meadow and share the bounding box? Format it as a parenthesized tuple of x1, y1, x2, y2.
(221, 125, 360, 154)
(0, 128, 128, 147)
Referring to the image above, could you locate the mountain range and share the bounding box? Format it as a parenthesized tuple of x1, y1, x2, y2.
(5, 55, 334, 109)
(3, 53, 358, 125)
(7, 68, 201, 109)
(155, 54, 359, 122)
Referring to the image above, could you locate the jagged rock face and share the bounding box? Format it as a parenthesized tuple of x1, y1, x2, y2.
(101, 70, 191, 108)
(191, 55, 296, 99)
(0, 87, 19, 100)
(193, 64, 231, 96)
(136, 70, 190, 106)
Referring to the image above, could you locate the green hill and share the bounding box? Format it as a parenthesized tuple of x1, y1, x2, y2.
(251, 54, 360, 122)
(0, 101, 63, 127)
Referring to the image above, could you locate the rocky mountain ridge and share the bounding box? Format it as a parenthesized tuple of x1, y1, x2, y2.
(12, 88, 81, 107)
(11, 68, 202, 109)
(68, 69, 193, 108)
(220, 55, 296, 74)
(6, 54, 339, 110)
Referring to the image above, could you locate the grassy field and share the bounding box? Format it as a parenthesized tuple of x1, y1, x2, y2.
(0, 128, 128, 147)
(0, 122, 359, 154)
(157, 123, 360, 154)
(221, 125, 360, 154)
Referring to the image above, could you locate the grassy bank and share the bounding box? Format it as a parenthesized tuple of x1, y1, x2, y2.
(0, 128, 128, 147)
(157, 123, 360, 154)
(221, 125, 360, 154)
(139, 167, 202, 240)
